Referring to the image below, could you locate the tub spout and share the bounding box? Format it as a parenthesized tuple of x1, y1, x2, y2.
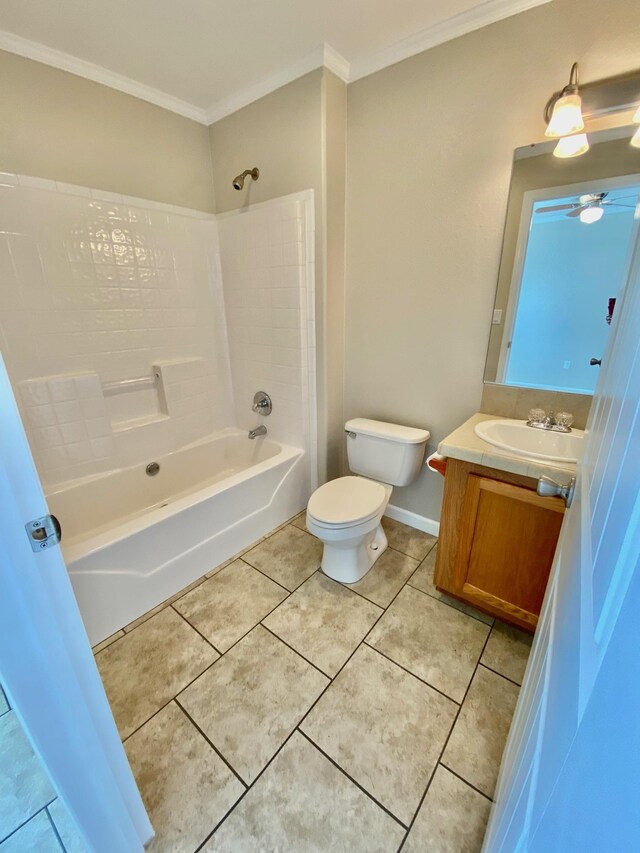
(248, 425, 267, 440)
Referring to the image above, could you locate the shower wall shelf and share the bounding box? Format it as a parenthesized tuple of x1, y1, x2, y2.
(102, 373, 160, 396)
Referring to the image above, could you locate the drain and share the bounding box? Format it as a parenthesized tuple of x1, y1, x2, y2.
(146, 462, 160, 476)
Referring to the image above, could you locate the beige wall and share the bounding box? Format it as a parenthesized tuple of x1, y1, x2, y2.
(209, 69, 347, 482)
(0, 50, 214, 211)
(344, 0, 640, 522)
(3, 0, 638, 520)
(208, 71, 323, 215)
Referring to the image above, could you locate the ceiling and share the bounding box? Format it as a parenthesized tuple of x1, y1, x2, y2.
(0, 0, 551, 124)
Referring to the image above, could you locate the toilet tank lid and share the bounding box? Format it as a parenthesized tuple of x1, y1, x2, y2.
(345, 418, 430, 445)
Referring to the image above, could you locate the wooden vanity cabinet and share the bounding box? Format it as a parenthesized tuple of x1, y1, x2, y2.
(434, 458, 565, 632)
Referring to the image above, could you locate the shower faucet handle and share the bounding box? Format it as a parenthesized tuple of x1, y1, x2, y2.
(252, 391, 272, 415)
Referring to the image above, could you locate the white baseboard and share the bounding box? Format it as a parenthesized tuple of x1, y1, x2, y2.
(384, 504, 440, 538)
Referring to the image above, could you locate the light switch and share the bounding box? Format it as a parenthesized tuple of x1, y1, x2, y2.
(492, 309, 502, 325)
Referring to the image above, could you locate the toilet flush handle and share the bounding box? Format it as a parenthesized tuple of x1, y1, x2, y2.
(345, 430, 356, 438)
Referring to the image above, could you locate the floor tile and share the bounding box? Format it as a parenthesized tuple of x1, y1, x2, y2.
(244, 525, 322, 591)
(0, 711, 56, 842)
(442, 667, 519, 798)
(264, 572, 382, 677)
(345, 547, 419, 608)
(0, 809, 61, 852)
(381, 516, 436, 561)
(173, 559, 287, 652)
(96, 607, 217, 739)
(179, 625, 328, 783)
(408, 546, 494, 626)
(48, 799, 90, 853)
(481, 621, 533, 685)
(301, 645, 457, 824)
(92, 630, 125, 653)
(290, 511, 308, 533)
(403, 765, 491, 853)
(205, 732, 405, 852)
(125, 702, 244, 853)
(366, 586, 490, 702)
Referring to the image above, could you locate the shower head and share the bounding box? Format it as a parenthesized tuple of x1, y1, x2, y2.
(232, 167, 259, 190)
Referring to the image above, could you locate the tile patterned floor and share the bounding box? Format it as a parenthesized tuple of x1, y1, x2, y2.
(0, 686, 89, 852)
(94, 514, 532, 853)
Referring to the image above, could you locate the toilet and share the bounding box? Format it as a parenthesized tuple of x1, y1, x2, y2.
(306, 418, 430, 583)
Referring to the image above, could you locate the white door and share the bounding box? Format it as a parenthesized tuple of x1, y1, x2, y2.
(0, 355, 153, 852)
(484, 227, 640, 850)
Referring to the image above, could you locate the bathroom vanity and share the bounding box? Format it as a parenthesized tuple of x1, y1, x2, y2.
(434, 414, 578, 632)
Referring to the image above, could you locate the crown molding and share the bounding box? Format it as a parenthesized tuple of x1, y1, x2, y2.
(323, 44, 350, 82)
(0, 1, 549, 127)
(348, 0, 553, 82)
(0, 29, 209, 123)
(203, 44, 349, 125)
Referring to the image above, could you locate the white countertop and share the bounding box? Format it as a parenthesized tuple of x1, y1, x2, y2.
(438, 413, 577, 484)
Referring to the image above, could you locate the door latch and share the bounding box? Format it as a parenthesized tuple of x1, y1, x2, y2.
(25, 515, 62, 552)
(536, 476, 576, 508)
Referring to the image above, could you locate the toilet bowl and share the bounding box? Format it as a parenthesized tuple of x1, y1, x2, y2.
(306, 418, 429, 583)
(306, 476, 392, 583)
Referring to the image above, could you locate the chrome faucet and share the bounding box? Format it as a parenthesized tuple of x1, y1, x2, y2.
(526, 409, 573, 433)
(248, 425, 267, 440)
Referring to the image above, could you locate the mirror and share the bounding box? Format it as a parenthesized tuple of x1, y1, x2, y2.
(485, 127, 640, 395)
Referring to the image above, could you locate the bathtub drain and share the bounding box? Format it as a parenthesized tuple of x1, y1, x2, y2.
(146, 462, 160, 476)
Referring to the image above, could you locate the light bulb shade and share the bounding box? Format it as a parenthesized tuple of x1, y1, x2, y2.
(545, 93, 585, 137)
(631, 126, 640, 149)
(580, 205, 604, 224)
(553, 133, 590, 159)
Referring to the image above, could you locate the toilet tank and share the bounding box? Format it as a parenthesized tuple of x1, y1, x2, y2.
(345, 418, 430, 486)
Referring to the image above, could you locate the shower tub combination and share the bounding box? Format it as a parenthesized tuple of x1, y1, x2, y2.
(48, 432, 308, 646)
(2, 176, 317, 647)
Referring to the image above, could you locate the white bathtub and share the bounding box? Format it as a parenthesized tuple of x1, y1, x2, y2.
(46, 431, 308, 645)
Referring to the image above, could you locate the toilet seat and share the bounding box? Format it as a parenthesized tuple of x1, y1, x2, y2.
(307, 476, 387, 529)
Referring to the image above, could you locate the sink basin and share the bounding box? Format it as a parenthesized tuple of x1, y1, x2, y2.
(474, 419, 584, 464)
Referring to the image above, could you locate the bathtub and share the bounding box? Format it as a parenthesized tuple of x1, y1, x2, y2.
(47, 431, 308, 645)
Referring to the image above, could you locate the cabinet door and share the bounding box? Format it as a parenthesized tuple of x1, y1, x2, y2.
(454, 475, 564, 628)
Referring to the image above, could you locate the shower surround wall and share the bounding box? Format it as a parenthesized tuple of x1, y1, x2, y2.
(217, 192, 317, 482)
(0, 173, 232, 485)
(0, 173, 316, 495)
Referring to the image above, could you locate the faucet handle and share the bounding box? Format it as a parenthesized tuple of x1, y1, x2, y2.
(252, 391, 272, 415)
(528, 408, 546, 424)
(556, 411, 574, 429)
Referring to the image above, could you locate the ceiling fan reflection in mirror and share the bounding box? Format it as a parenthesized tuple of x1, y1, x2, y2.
(536, 192, 638, 224)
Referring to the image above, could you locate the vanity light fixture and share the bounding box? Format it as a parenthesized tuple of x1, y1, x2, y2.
(544, 63, 589, 159)
(544, 66, 640, 154)
(553, 133, 590, 159)
(545, 63, 585, 138)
